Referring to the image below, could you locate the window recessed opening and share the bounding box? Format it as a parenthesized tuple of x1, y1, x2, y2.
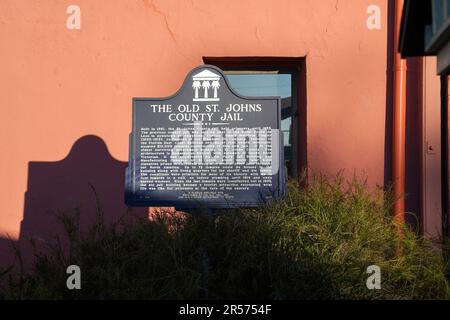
(203, 57, 307, 179)
(225, 70, 294, 176)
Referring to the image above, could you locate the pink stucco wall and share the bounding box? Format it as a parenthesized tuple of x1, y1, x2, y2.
(0, 0, 390, 257)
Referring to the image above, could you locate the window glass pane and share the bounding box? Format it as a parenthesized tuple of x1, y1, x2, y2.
(225, 73, 291, 98)
(224, 72, 294, 176)
(433, 0, 444, 32)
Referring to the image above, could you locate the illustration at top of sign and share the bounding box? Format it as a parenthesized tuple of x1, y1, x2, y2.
(192, 69, 221, 102)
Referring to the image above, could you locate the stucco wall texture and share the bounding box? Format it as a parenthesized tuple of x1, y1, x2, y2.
(0, 0, 388, 242)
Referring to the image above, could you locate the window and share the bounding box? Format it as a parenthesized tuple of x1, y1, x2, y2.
(203, 57, 306, 179)
(224, 70, 294, 176)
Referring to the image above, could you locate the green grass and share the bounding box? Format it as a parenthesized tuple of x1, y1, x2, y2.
(1, 172, 450, 299)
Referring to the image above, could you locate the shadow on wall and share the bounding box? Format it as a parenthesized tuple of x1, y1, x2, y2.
(0, 135, 147, 269)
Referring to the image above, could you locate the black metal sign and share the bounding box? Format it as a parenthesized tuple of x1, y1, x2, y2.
(125, 65, 285, 209)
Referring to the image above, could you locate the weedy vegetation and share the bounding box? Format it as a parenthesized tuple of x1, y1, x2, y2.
(1, 173, 449, 299)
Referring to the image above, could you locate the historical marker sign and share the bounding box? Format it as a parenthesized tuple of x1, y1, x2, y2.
(125, 65, 286, 209)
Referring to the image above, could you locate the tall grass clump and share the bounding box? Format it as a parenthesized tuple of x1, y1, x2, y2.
(209, 173, 450, 299)
(1, 172, 449, 299)
(1, 212, 204, 300)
